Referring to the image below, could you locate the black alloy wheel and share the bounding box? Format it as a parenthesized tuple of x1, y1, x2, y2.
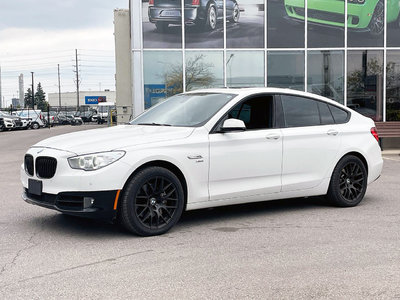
(369, 1, 384, 35)
(339, 162, 365, 202)
(120, 166, 184, 236)
(327, 155, 368, 207)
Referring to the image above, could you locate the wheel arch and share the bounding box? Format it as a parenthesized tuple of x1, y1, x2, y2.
(338, 151, 369, 175)
(120, 160, 188, 211)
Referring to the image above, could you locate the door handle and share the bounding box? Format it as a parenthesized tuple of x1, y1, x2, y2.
(327, 129, 339, 136)
(265, 133, 280, 140)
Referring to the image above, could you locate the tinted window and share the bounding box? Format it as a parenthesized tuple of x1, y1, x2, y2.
(228, 96, 273, 130)
(281, 95, 320, 127)
(318, 102, 335, 125)
(329, 105, 349, 124)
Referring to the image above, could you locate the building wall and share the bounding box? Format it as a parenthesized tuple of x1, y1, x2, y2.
(114, 9, 133, 123)
(48, 91, 116, 107)
(128, 0, 400, 122)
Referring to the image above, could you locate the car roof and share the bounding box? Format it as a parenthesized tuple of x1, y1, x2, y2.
(184, 87, 347, 109)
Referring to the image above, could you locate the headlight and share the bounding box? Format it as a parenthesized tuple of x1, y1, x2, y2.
(68, 151, 125, 171)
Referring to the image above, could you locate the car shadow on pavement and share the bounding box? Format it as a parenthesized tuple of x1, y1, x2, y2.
(24, 196, 334, 237)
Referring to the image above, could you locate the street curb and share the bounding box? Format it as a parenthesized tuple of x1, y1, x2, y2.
(382, 150, 400, 155)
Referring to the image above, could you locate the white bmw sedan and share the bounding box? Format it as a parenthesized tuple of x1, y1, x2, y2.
(21, 88, 383, 236)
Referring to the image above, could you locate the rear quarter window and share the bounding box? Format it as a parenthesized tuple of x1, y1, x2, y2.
(329, 105, 349, 124)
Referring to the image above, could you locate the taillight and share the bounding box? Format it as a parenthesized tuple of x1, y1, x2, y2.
(192, 0, 200, 5)
(149, 0, 154, 6)
(371, 127, 379, 142)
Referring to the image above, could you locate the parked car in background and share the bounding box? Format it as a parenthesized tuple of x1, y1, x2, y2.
(43, 111, 59, 127)
(16, 109, 45, 129)
(21, 88, 382, 236)
(57, 113, 83, 126)
(148, 0, 240, 31)
(0, 111, 29, 131)
(92, 102, 116, 124)
(75, 111, 95, 123)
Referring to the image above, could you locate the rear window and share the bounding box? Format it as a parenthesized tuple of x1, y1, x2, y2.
(318, 102, 335, 125)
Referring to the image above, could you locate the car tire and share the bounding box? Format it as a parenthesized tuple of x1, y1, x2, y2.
(0, 126, 4, 132)
(204, 5, 217, 31)
(31, 122, 40, 130)
(228, 4, 240, 23)
(155, 22, 169, 32)
(119, 166, 185, 236)
(326, 155, 368, 207)
(368, 1, 384, 35)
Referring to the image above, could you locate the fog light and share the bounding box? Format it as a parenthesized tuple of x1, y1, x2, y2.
(83, 197, 95, 209)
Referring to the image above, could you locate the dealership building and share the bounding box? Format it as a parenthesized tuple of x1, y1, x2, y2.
(115, 1, 400, 140)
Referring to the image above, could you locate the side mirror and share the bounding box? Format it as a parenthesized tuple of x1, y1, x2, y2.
(220, 118, 246, 132)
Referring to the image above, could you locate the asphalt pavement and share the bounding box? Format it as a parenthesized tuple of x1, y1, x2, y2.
(0, 125, 400, 299)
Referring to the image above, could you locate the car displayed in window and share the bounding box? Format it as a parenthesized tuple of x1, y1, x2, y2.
(21, 88, 383, 236)
(284, 0, 397, 35)
(148, 0, 240, 31)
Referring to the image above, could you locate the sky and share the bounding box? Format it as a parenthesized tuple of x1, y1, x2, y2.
(0, 0, 128, 107)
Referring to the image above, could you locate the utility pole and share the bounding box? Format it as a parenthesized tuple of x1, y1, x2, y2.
(74, 49, 80, 109)
(58, 64, 62, 109)
(31, 72, 35, 109)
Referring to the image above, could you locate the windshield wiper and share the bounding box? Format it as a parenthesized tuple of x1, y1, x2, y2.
(137, 122, 172, 126)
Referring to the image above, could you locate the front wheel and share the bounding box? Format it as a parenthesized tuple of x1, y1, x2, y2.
(119, 167, 185, 236)
(31, 122, 40, 130)
(368, 1, 384, 35)
(326, 155, 368, 207)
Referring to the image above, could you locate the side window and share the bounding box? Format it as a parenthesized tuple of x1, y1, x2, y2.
(228, 96, 273, 130)
(281, 95, 320, 127)
(329, 105, 349, 124)
(318, 102, 335, 125)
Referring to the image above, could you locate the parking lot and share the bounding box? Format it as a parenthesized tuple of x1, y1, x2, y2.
(0, 125, 399, 298)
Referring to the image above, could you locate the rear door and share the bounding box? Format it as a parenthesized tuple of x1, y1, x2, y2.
(279, 94, 342, 192)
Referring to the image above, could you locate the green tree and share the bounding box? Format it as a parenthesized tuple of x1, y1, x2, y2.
(35, 82, 48, 111)
(24, 88, 34, 108)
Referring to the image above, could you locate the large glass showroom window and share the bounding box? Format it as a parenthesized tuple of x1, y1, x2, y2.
(143, 51, 182, 109)
(267, 51, 305, 90)
(307, 51, 344, 104)
(185, 51, 224, 91)
(387, 51, 400, 121)
(347, 50, 384, 122)
(226, 51, 265, 87)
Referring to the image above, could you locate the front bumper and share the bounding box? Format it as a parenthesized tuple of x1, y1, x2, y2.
(22, 189, 118, 221)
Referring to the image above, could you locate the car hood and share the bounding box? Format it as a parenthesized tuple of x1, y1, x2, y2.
(33, 125, 195, 155)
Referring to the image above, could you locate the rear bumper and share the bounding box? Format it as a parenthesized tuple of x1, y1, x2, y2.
(149, 7, 199, 24)
(22, 189, 118, 221)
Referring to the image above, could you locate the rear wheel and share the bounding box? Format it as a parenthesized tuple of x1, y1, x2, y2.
(228, 4, 240, 23)
(326, 155, 368, 207)
(120, 167, 185, 236)
(204, 5, 217, 31)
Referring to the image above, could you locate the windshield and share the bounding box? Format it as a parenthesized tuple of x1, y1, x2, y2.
(130, 93, 236, 127)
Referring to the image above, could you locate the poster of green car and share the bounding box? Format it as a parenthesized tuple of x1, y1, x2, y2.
(284, 0, 400, 46)
(284, 0, 399, 35)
